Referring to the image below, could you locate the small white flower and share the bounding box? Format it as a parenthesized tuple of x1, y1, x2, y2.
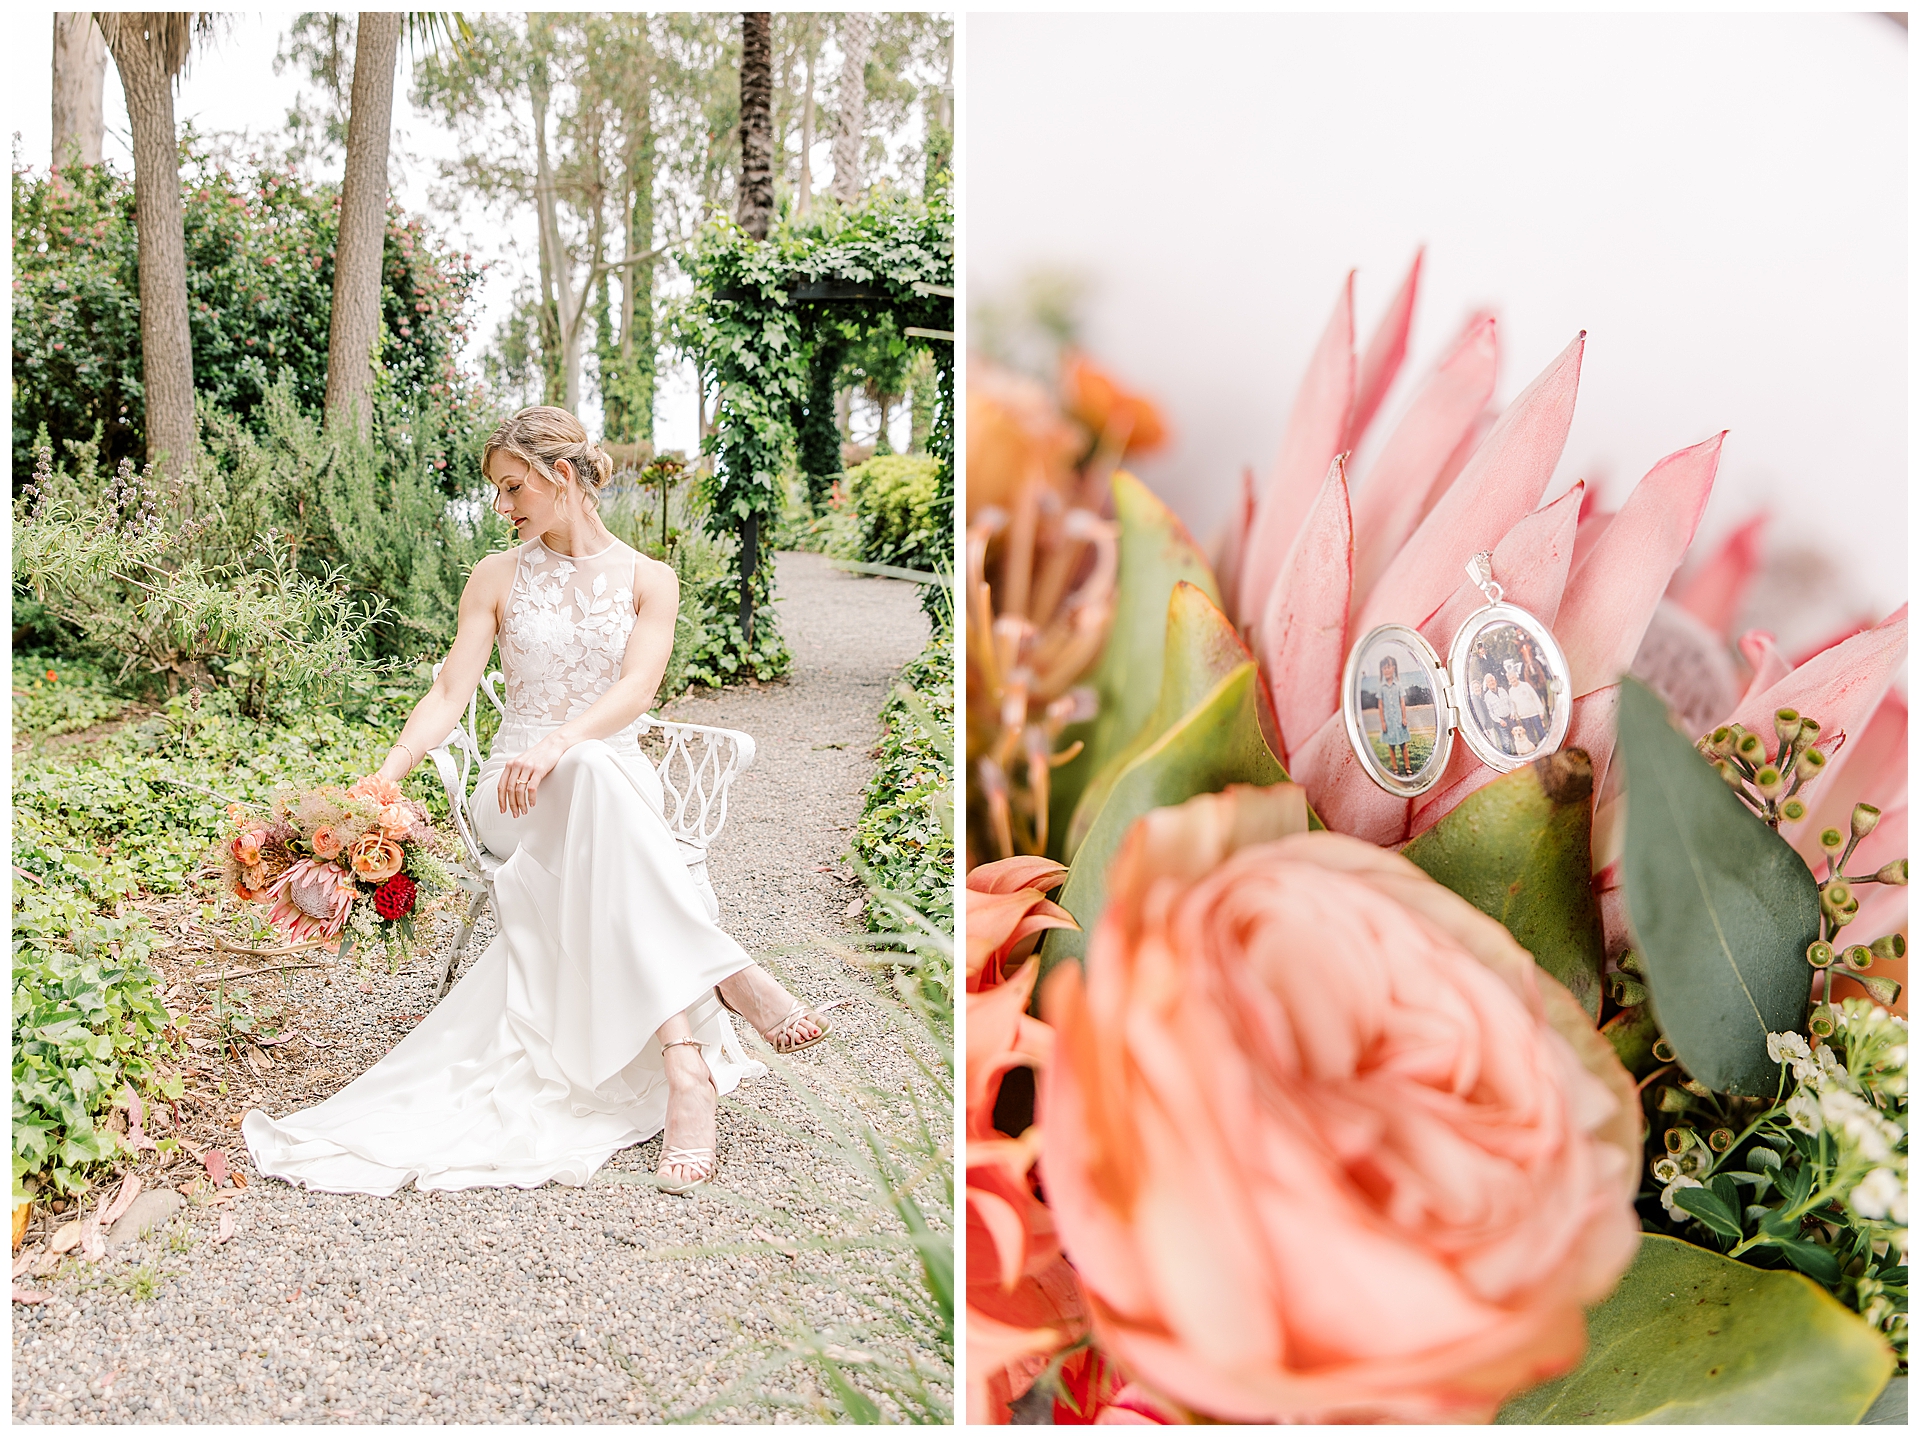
(1767, 1030, 1811, 1066)
(1850, 1167, 1906, 1223)
(1786, 1090, 1824, 1136)
(1660, 1175, 1704, 1220)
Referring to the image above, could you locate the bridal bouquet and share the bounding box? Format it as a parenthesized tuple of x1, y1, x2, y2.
(224, 775, 454, 961)
(965, 262, 1907, 1424)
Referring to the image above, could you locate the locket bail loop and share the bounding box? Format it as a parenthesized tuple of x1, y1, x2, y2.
(1467, 551, 1504, 605)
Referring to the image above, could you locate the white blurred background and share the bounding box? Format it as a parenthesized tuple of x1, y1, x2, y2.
(966, 12, 1907, 656)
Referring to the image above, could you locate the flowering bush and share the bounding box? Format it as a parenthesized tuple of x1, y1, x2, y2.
(12, 146, 484, 485)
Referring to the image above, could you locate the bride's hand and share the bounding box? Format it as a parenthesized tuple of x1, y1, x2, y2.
(497, 733, 569, 818)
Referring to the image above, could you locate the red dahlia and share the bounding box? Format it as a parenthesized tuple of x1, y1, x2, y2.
(373, 873, 417, 920)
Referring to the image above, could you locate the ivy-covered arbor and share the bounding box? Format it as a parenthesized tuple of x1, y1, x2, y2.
(679, 187, 954, 682)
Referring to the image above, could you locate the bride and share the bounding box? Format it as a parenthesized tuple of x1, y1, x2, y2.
(243, 405, 826, 1198)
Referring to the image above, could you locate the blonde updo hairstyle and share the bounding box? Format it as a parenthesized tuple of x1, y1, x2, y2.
(481, 406, 615, 509)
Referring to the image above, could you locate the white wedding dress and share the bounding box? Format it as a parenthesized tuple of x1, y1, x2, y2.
(243, 535, 765, 1196)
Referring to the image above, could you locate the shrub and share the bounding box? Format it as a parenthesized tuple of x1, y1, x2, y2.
(854, 627, 955, 948)
(12, 893, 181, 1202)
(600, 473, 735, 703)
(12, 146, 483, 486)
(844, 453, 943, 576)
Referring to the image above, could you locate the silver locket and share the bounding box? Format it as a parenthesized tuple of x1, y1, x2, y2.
(1340, 553, 1572, 797)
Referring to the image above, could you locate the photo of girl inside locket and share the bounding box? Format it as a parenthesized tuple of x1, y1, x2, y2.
(1352, 632, 1443, 784)
(1460, 620, 1560, 759)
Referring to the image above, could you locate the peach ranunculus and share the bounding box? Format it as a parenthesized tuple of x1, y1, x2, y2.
(966, 857, 1092, 1423)
(346, 833, 405, 883)
(377, 802, 416, 841)
(348, 774, 403, 808)
(310, 825, 343, 860)
(1039, 783, 1642, 1425)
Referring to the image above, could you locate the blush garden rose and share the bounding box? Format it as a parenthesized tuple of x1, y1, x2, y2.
(1039, 784, 1642, 1424)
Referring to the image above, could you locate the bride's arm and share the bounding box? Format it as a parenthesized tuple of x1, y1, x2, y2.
(372, 551, 515, 785)
(492, 557, 678, 817)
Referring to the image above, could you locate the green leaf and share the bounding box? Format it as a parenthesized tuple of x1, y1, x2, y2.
(1039, 663, 1285, 976)
(1401, 749, 1607, 1018)
(1673, 1185, 1743, 1239)
(1772, 1236, 1843, 1285)
(1617, 679, 1820, 1096)
(1048, 471, 1222, 855)
(1496, 1235, 1896, 1424)
(1063, 581, 1252, 860)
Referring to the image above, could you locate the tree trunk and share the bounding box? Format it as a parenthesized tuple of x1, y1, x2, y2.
(528, 26, 590, 411)
(829, 13, 868, 205)
(52, 13, 108, 170)
(621, 49, 656, 443)
(323, 10, 401, 437)
(795, 40, 815, 217)
(100, 13, 196, 479)
(736, 13, 773, 240)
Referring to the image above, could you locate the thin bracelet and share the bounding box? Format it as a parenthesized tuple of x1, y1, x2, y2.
(390, 740, 418, 770)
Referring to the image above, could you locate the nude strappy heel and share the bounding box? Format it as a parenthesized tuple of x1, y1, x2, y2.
(657, 1036, 716, 1196)
(715, 989, 833, 1055)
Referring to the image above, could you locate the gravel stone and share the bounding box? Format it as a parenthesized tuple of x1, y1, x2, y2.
(12, 552, 947, 1424)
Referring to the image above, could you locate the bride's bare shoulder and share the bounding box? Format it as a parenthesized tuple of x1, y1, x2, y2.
(461, 547, 521, 605)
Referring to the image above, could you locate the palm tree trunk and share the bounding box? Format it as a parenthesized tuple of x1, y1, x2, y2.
(736, 13, 773, 240)
(829, 13, 868, 205)
(99, 13, 196, 479)
(52, 13, 108, 170)
(323, 11, 401, 437)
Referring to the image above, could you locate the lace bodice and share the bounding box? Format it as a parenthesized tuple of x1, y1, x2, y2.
(494, 536, 643, 755)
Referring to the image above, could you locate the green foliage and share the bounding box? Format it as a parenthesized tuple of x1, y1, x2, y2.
(599, 474, 731, 703)
(12, 145, 483, 484)
(1402, 750, 1607, 1019)
(12, 893, 180, 1202)
(1041, 665, 1285, 977)
(855, 629, 955, 946)
(677, 181, 953, 678)
(12, 655, 131, 739)
(1496, 1235, 1895, 1423)
(843, 453, 943, 576)
(1618, 679, 1822, 1095)
(1046, 470, 1222, 852)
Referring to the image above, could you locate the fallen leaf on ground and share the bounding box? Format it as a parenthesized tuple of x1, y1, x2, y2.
(224, 1113, 245, 1129)
(47, 1221, 81, 1255)
(98, 1175, 142, 1227)
(216, 1213, 234, 1244)
(203, 1150, 230, 1187)
(11, 1286, 48, 1305)
(12, 1250, 36, 1279)
(124, 1087, 158, 1152)
(11, 1201, 29, 1251)
(79, 1216, 105, 1261)
(231, 1170, 248, 1189)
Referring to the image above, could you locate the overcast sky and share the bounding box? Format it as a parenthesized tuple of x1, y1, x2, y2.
(968, 12, 1907, 653)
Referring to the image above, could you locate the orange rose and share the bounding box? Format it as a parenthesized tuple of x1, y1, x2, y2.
(310, 826, 343, 860)
(1039, 784, 1641, 1424)
(377, 803, 415, 841)
(346, 833, 404, 883)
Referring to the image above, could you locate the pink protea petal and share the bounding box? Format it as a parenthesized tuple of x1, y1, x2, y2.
(1671, 512, 1768, 640)
(1557, 433, 1725, 699)
(1736, 630, 1792, 706)
(1790, 617, 1880, 669)
(1571, 507, 1613, 574)
(1724, 605, 1908, 765)
(1567, 684, 1624, 806)
(968, 855, 1070, 896)
(1420, 481, 1585, 644)
(1256, 456, 1353, 767)
(1348, 249, 1422, 450)
(1788, 690, 1909, 863)
(1288, 712, 1413, 846)
(1215, 466, 1258, 626)
(1352, 333, 1586, 640)
(1350, 314, 1500, 614)
(1238, 274, 1355, 624)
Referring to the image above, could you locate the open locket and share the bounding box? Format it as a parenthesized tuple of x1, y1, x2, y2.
(1340, 553, 1573, 797)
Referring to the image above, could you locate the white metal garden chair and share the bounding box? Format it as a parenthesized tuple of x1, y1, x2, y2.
(423, 665, 757, 1000)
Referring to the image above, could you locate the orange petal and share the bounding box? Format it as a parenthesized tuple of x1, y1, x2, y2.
(968, 855, 1070, 896)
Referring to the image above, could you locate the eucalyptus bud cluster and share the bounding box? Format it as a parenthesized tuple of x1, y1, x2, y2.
(1697, 708, 1828, 830)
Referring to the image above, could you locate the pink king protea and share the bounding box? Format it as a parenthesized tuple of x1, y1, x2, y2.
(1227, 254, 1907, 875)
(266, 858, 358, 942)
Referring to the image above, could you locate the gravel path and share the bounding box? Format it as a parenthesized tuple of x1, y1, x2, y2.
(11, 551, 948, 1424)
